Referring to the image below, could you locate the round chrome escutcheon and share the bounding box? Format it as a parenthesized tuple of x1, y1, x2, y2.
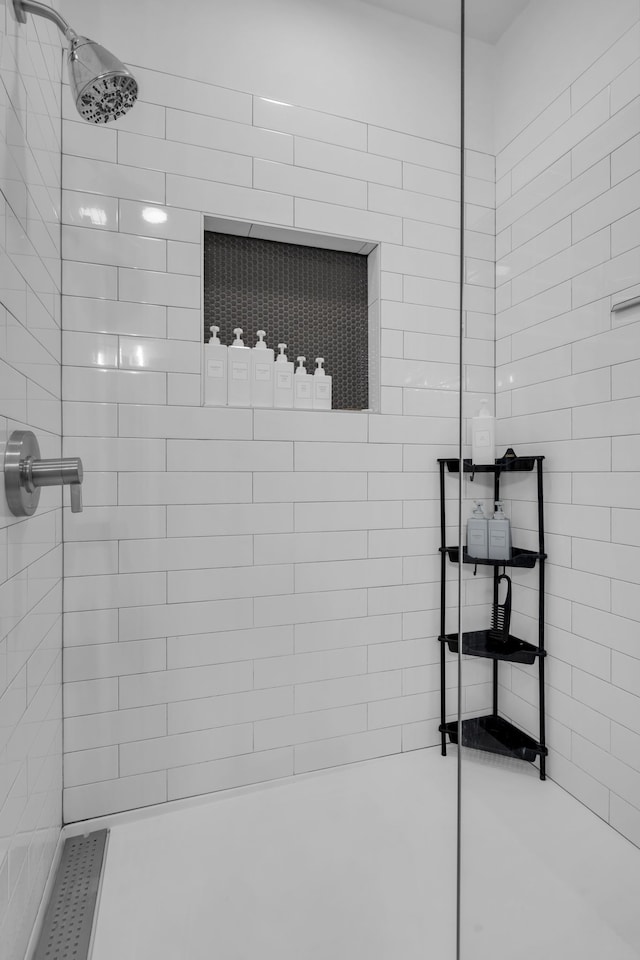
(4, 430, 41, 516)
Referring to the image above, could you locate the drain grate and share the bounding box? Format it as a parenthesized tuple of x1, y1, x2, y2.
(33, 829, 108, 960)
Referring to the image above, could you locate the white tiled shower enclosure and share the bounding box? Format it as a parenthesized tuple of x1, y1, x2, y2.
(1, 0, 640, 956)
(60, 0, 640, 844)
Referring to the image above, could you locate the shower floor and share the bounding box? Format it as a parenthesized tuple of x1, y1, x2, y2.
(81, 749, 640, 960)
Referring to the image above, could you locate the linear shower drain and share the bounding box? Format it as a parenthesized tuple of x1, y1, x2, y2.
(33, 829, 108, 960)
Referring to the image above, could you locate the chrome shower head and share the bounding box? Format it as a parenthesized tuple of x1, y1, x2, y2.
(12, 0, 138, 124)
(68, 37, 138, 124)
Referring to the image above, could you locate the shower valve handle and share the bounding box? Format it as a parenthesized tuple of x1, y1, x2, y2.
(4, 431, 84, 516)
(27, 457, 84, 513)
(70, 478, 83, 514)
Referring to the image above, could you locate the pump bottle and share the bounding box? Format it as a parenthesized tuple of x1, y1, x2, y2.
(472, 398, 496, 466)
(312, 357, 332, 410)
(227, 328, 251, 407)
(488, 501, 512, 561)
(294, 356, 313, 409)
(251, 330, 274, 407)
(274, 343, 294, 408)
(204, 324, 227, 406)
(466, 500, 489, 560)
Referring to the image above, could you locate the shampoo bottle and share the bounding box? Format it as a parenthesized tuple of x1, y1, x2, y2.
(312, 357, 332, 410)
(251, 330, 274, 408)
(204, 324, 227, 406)
(488, 500, 512, 561)
(294, 356, 313, 409)
(466, 500, 489, 560)
(227, 327, 251, 407)
(472, 398, 496, 466)
(274, 343, 294, 409)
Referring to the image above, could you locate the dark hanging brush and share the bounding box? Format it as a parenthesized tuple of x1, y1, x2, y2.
(489, 574, 512, 643)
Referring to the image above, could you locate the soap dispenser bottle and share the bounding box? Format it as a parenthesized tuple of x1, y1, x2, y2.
(488, 501, 512, 561)
(472, 398, 496, 465)
(204, 324, 227, 407)
(251, 330, 274, 408)
(312, 357, 332, 410)
(466, 500, 489, 560)
(227, 327, 251, 407)
(274, 343, 294, 409)
(294, 356, 313, 409)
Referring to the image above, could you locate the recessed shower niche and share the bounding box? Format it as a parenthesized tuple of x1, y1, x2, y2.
(202, 216, 379, 411)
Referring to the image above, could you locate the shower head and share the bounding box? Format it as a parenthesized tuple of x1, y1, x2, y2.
(12, 0, 138, 124)
(68, 37, 138, 124)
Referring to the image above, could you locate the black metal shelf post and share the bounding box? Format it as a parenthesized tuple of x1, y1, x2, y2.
(439, 458, 447, 757)
(437, 452, 548, 780)
(537, 456, 546, 779)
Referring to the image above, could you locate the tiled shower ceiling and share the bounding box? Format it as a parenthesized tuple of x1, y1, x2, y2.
(359, 0, 531, 43)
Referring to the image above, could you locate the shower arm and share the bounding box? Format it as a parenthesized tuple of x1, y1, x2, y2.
(12, 0, 78, 43)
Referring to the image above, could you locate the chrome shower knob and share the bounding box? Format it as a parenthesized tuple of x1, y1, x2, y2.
(4, 430, 84, 516)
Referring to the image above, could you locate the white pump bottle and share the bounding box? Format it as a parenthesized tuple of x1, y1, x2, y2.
(204, 324, 227, 406)
(488, 500, 512, 561)
(312, 357, 332, 410)
(274, 343, 294, 408)
(294, 356, 313, 409)
(467, 500, 489, 560)
(251, 330, 274, 407)
(227, 328, 251, 407)
(471, 398, 496, 465)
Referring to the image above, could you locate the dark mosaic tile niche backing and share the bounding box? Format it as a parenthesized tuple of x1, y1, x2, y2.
(203, 232, 369, 410)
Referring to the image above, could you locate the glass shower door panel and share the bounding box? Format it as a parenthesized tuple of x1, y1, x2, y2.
(459, 1, 640, 956)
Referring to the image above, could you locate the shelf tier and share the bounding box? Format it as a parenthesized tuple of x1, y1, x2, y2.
(440, 630, 544, 665)
(441, 715, 547, 762)
(439, 455, 543, 473)
(442, 546, 543, 568)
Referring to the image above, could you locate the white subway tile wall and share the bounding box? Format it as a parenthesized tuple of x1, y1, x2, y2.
(0, 6, 63, 959)
(60, 50, 494, 820)
(493, 12, 640, 847)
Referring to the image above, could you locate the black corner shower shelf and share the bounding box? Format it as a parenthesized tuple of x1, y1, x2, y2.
(439, 454, 544, 474)
(442, 546, 543, 568)
(440, 630, 545, 665)
(441, 715, 547, 763)
(438, 450, 547, 778)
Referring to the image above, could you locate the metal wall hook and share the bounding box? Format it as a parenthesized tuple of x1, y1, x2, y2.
(4, 430, 84, 516)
